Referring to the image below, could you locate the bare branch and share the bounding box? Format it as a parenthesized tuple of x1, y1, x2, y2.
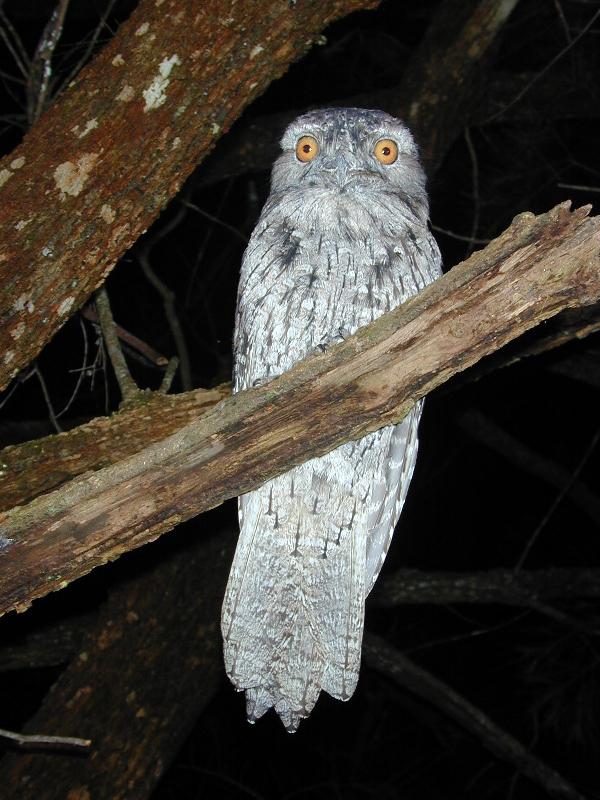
(484, 6, 600, 124)
(0, 529, 234, 800)
(363, 634, 587, 800)
(0, 202, 597, 617)
(159, 355, 179, 393)
(26, 0, 71, 125)
(0, 726, 90, 754)
(136, 205, 193, 391)
(94, 286, 140, 403)
(0, 382, 230, 510)
(80, 304, 169, 367)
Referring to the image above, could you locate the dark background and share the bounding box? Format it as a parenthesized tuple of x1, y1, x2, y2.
(0, 1, 599, 797)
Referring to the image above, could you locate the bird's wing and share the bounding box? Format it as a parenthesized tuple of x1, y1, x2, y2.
(364, 404, 422, 595)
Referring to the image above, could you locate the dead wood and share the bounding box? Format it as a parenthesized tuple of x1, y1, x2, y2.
(0, 384, 229, 511)
(0, 202, 597, 618)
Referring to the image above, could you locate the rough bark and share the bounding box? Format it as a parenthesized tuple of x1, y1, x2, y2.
(0, 202, 598, 618)
(3, 299, 597, 515)
(0, 383, 229, 510)
(0, 0, 378, 391)
(0, 528, 235, 800)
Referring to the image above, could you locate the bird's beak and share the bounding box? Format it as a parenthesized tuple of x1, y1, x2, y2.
(319, 155, 350, 187)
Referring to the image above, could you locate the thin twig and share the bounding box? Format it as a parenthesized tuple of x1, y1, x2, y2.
(553, 0, 573, 44)
(181, 199, 250, 244)
(81, 305, 169, 367)
(137, 251, 192, 391)
(0, 10, 30, 79)
(185, 179, 235, 308)
(515, 426, 600, 571)
(56, 315, 89, 419)
(137, 206, 193, 390)
(33, 364, 62, 433)
(94, 286, 139, 403)
(430, 223, 490, 245)
(27, 0, 71, 125)
(159, 356, 179, 393)
(557, 183, 600, 193)
(0, 725, 91, 753)
(363, 634, 588, 800)
(484, 7, 600, 123)
(464, 127, 481, 257)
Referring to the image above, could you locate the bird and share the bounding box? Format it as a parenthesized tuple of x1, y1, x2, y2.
(221, 107, 442, 732)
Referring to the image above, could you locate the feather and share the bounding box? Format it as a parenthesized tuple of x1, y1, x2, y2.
(222, 108, 442, 729)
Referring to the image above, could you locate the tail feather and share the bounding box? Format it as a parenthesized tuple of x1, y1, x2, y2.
(221, 455, 368, 730)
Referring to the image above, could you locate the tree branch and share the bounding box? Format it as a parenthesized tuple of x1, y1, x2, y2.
(371, 567, 600, 608)
(0, 528, 234, 800)
(0, 727, 90, 754)
(94, 286, 140, 403)
(0, 202, 597, 617)
(363, 634, 587, 800)
(199, 0, 523, 187)
(0, 0, 378, 390)
(0, 382, 230, 510)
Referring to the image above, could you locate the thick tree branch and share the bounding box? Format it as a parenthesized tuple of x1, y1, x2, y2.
(0, 383, 230, 510)
(0, 528, 234, 800)
(0, 202, 597, 617)
(0, 0, 378, 390)
(2, 299, 596, 514)
(394, 0, 519, 172)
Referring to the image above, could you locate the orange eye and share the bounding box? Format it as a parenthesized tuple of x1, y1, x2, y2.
(295, 135, 319, 163)
(374, 139, 398, 165)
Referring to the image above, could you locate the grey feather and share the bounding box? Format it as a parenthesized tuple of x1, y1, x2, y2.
(221, 108, 442, 731)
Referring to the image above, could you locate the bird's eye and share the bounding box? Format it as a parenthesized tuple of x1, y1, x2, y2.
(295, 135, 319, 163)
(374, 139, 398, 165)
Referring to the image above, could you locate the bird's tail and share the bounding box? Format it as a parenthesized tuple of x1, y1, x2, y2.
(221, 467, 366, 731)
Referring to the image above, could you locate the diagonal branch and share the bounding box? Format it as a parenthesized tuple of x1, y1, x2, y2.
(363, 634, 587, 800)
(0, 0, 379, 391)
(94, 285, 140, 403)
(0, 383, 230, 510)
(0, 202, 598, 618)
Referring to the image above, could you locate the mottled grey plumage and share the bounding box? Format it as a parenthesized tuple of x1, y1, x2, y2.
(221, 108, 441, 731)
